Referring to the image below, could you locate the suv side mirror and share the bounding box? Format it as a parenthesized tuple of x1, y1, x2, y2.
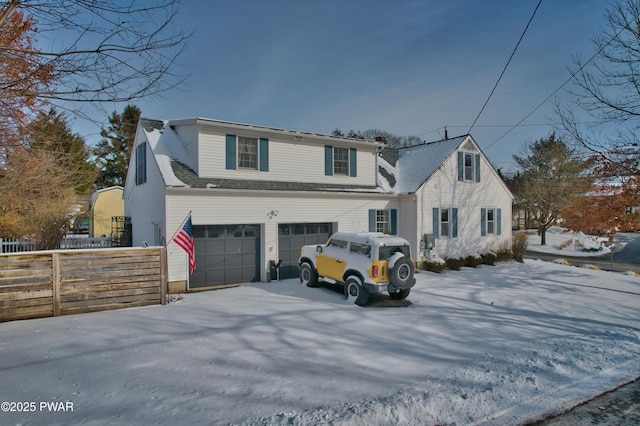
(316, 245, 323, 253)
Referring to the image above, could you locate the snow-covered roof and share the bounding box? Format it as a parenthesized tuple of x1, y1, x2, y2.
(139, 118, 478, 195)
(380, 135, 469, 194)
(140, 118, 192, 187)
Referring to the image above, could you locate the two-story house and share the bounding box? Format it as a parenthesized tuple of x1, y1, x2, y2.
(124, 117, 512, 292)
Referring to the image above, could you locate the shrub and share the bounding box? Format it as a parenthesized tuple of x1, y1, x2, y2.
(557, 238, 573, 249)
(418, 260, 447, 273)
(465, 255, 483, 268)
(481, 252, 497, 265)
(445, 257, 466, 270)
(512, 232, 528, 263)
(495, 249, 514, 262)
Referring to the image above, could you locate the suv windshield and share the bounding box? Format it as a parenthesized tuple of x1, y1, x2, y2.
(378, 244, 410, 260)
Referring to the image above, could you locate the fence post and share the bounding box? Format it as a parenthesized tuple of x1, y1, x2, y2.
(160, 247, 167, 305)
(52, 252, 61, 316)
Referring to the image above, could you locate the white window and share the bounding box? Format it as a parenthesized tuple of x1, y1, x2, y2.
(486, 208, 495, 235)
(334, 147, 349, 175)
(481, 208, 501, 236)
(376, 210, 390, 233)
(238, 136, 258, 169)
(440, 209, 450, 237)
(464, 152, 474, 181)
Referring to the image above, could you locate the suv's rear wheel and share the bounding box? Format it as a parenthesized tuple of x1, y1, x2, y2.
(345, 276, 369, 306)
(389, 257, 414, 289)
(300, 262, 319, 287)
(389, 288, 411, 300)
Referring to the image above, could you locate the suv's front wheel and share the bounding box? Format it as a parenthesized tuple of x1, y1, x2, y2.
(300, 262, 319, 287)
(344, 276, 369, 306)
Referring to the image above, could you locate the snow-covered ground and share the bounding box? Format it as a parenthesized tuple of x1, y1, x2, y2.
(525, 226, 613, 258)
(1, 247, 639, 425)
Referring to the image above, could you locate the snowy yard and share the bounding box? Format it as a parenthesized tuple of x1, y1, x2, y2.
(1, 244, 639, 425)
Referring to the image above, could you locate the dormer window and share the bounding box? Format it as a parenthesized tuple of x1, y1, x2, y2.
(325, 145, 357, 177)
(334, 147, 349, 175)
(238, 136, 258, 169)
(225, 134, 269, 172)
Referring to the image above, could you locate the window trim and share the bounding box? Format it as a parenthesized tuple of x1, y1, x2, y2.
(238, 136, 258, 170)
(333, 146, 349, 176)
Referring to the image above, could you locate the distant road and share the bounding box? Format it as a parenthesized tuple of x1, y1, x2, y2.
(524, 232, 640, 274)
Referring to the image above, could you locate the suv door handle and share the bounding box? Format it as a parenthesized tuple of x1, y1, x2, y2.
(336, 259, 343, 263)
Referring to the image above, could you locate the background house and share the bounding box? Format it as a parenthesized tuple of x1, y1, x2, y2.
(124, 118, 512, 292)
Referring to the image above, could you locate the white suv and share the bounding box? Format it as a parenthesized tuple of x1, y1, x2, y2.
(299, 232, 416, 306)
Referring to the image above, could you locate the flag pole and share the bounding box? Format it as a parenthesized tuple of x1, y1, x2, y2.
(167, 210, 192, 246)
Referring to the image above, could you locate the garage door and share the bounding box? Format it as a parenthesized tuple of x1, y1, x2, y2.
(190, 224, 260, 288)
(278, 223, 333, 280)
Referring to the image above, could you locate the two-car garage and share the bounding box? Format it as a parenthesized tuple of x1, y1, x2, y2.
(189, 222, 333, 288)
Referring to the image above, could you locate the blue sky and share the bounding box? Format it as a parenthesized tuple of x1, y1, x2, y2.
(125, 0, 608, 173)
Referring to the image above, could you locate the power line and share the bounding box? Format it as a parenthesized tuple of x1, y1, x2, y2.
(484, 7, 632, 152)
(467, 0, 543, 135)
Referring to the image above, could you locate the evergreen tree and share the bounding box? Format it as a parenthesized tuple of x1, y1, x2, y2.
(94, 104, 141, 187)
(512, 133, 592, 245)
(27, 108, 97, 194)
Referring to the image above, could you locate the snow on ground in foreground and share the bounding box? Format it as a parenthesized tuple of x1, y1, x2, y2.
(1, 260, 639, 425)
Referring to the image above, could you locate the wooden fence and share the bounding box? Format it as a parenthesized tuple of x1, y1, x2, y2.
(0, 247, 167, 322)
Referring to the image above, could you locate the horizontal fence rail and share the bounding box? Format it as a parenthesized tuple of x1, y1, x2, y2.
(1, 236, 122, 254)
(0, 247, 167, 322)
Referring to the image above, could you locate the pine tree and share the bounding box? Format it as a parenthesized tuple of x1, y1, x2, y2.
(93, 104, 141, 187)
(27, 108, 97, 194)
(512, 133, 592, 245)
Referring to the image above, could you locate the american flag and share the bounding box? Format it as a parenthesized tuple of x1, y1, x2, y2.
(173, 215, 196, 275)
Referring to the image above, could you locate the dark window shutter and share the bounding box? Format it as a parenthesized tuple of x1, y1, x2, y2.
(259, 138, 269, 172)
(368, 209, 376, 232)
(325, 145, 333, 176)
(433, 208, 440, 239)
(457, 152, 464, 181)
(452, 208, 458, 238)
(390, 209, 397, 235)
(226, 134, 236, 170)
(475, 154, 481, 182)
(497, 208, 502, 235)
(481, 208, 487, 236)
(349, 148, 357, 177)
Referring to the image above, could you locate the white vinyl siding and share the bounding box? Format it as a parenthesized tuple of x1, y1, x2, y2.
(419, 142, 512, 259)
(164, 191, 397, 283)
(196, 127, 377, 186)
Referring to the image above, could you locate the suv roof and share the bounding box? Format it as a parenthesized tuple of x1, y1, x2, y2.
(329, 232, 410, 247)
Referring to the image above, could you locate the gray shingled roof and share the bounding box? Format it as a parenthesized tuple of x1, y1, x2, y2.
(170, 161, 382, 193)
